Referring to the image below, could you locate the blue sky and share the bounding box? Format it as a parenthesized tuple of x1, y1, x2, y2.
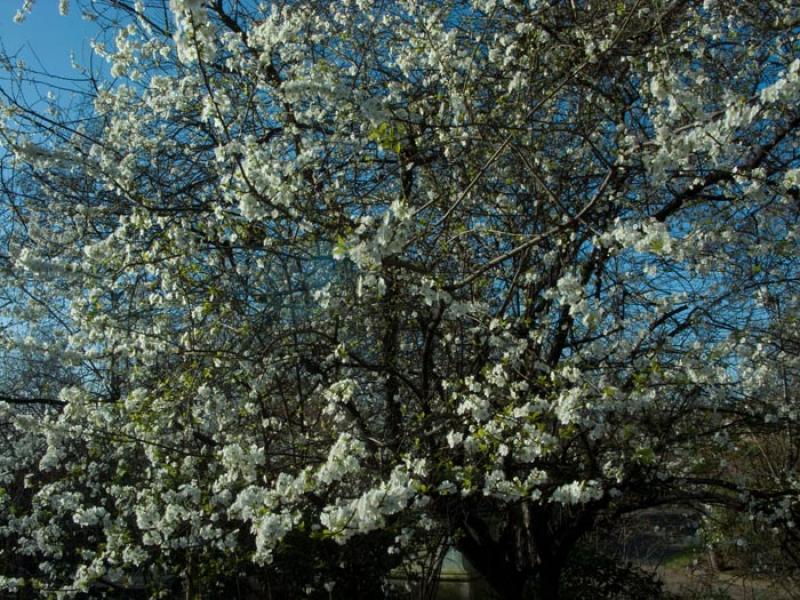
(0, 3, 97, 79)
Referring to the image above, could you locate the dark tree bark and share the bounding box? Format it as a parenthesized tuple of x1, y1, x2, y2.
(452, 501, 603, 599)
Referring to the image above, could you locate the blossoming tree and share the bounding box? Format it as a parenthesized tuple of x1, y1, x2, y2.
(1, 0, 800, 598)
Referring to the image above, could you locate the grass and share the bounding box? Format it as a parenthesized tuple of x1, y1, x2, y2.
(661, 546, 704, 570)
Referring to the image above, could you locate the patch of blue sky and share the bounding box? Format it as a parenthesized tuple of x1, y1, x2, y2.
(0, 3, 97, 81)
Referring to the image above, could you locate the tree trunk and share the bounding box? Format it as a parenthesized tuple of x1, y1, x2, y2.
(455, 505, 586, 599)
(455, 515, 527, 600)
(538, 559, 563, 600)
(185, 555, 196, 600)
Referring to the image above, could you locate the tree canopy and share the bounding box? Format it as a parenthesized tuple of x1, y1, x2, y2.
(1, 0, 800, 598)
